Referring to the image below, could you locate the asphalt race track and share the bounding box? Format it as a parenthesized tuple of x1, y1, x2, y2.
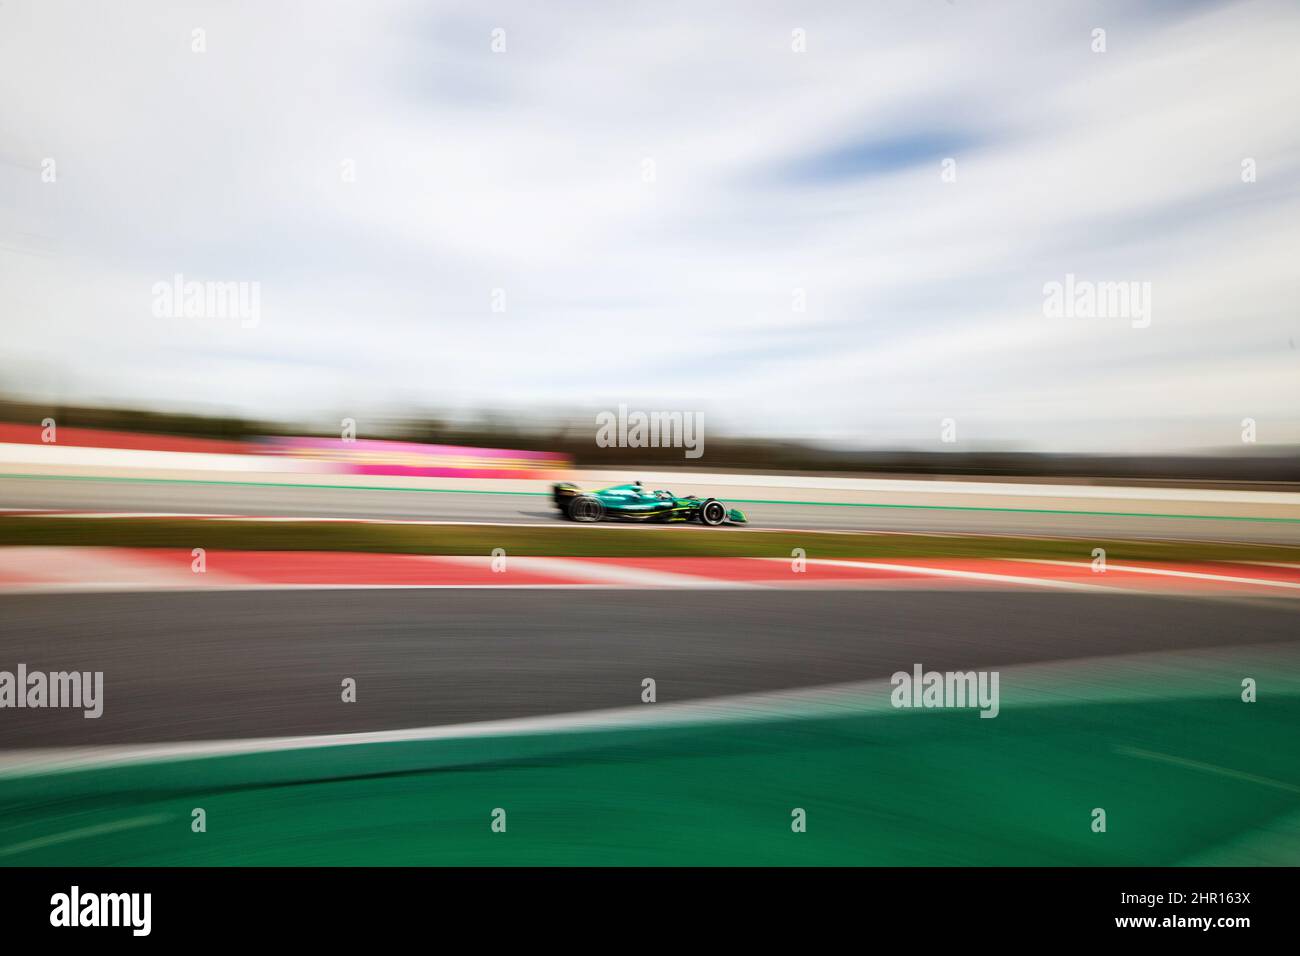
(2, 475, 1298, 543)
(2, 588, 1296, 749)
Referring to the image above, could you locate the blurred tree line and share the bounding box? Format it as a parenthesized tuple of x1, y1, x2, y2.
(1, 396, 1294, 484)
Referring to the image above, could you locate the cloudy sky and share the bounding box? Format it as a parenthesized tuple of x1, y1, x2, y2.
(1, 0, 1297, 451)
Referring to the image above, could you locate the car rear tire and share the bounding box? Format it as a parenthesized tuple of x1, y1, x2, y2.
(567, 496, 605, 523)
(699, 499, 727, 526)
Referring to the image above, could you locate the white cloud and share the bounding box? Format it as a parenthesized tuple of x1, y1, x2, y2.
(0, 0, 1296, 451)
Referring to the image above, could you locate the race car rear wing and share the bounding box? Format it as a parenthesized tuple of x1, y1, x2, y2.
(552, 482, 582, 508)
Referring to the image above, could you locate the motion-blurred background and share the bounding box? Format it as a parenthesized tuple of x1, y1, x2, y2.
(1, 1, 1298, 867)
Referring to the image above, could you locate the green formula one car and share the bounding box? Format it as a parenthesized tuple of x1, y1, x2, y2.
(552, 481, 748, 525)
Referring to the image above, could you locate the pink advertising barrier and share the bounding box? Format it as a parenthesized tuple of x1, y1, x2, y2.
(260, 437, 570, 480)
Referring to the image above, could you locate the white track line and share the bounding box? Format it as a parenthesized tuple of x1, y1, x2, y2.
(1115, 747, 1300, 794)
(803, 558, 1124, 592)
(0, 546, 249, 590)
(6, 644, 1297, 780)
(0, 583, 727, 595)
(0, 814, 173, 858)
(1015, 559, 1300, 591)
(439, 555, 765, 588)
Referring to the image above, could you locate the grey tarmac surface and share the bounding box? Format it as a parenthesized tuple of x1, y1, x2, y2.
(1, 475, 1298, 543)
(1, 588, 1296, 749)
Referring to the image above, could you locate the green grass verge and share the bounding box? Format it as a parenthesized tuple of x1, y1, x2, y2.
(1, 516, 1298, 563)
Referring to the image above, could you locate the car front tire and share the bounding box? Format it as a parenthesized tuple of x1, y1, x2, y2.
(699, 499, 727, 526)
